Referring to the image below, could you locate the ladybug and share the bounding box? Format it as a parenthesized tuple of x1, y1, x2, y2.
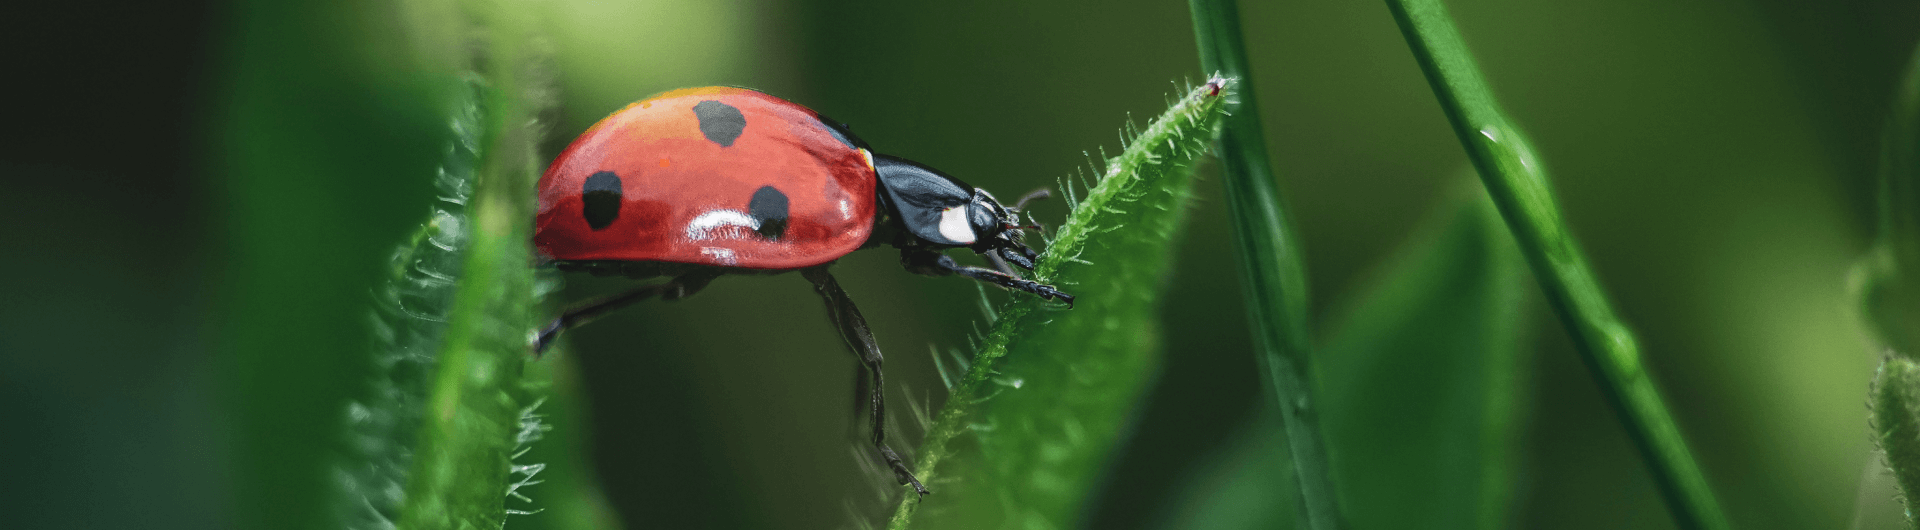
(531, 86, 1073, 496)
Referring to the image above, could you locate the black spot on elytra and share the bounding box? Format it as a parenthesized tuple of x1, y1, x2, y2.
(693, 100, 746, 147)
(748, 185, 788, 239)
(582, 171, 622, 230)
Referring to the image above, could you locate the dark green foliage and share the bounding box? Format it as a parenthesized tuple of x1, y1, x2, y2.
(1864, 44, 1920, 527)
(1318, 189, 1528, 530)
(217, 2, 455, 528)
(1857, 46, 1920, 358)
(1157, 189, 1530, 530)
(13, 1, 1888, 530)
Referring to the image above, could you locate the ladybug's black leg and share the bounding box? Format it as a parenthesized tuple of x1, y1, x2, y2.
(984, 251, 1022, 277)
(851, 363, 871, 413)
(801, 267, 931, 498)
(532, 270, 719, 356)
(901, 250, 1075, 307)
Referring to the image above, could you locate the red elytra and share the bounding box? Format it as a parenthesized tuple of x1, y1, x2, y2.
(535, 86, 877, 268)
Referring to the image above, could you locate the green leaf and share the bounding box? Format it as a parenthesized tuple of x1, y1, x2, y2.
(1381, 0, 1730, 528)
(1187, 1, 1345, 528)
(1156, 186, 1530, 530)
(1318, 186, 1528, 530)
(887, 79, 1229, 530)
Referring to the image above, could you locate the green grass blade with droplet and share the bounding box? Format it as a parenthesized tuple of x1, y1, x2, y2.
(886, 79, 1228, 530)
(1186, 1, 1344, 528)
(1381, 1, 1730, 528)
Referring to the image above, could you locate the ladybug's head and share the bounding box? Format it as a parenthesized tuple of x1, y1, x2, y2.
(965, 187, 1045, 270)
(874, 155, 1043, 269)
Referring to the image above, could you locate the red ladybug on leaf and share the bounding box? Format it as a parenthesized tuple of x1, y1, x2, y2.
(532, 86, 1073, 496)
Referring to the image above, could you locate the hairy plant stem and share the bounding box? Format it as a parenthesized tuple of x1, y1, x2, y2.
(395, 2, 552, 527)
(1187, 1, 1346, 529)
(1381, 1, 1729, 529)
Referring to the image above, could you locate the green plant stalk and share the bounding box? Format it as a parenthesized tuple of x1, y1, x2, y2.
(396, 7, 550, 528)
(1187, 1, 1345, 529)
(888, 80, 1228, 529)
(1381, 1, 1729, 529)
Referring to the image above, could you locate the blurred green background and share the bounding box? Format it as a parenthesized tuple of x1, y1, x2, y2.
(3, 0, 1917, 528)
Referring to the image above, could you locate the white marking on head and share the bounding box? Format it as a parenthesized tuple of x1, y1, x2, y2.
(938, 206, 976, 244)
(700, 247, 738, 265)
(686, 210, 759, 240)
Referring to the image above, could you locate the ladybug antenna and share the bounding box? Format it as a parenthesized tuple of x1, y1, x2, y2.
(1011, 187, 1052, 212)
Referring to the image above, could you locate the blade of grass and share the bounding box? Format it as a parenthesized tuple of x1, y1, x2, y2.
(1860, 44, 1920, 524)
(1187, 2, 1345, 529)
(1380, 1, 1730, 528)
(1155, 185, 1530, 530)
(887, 79, 1229, 530)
